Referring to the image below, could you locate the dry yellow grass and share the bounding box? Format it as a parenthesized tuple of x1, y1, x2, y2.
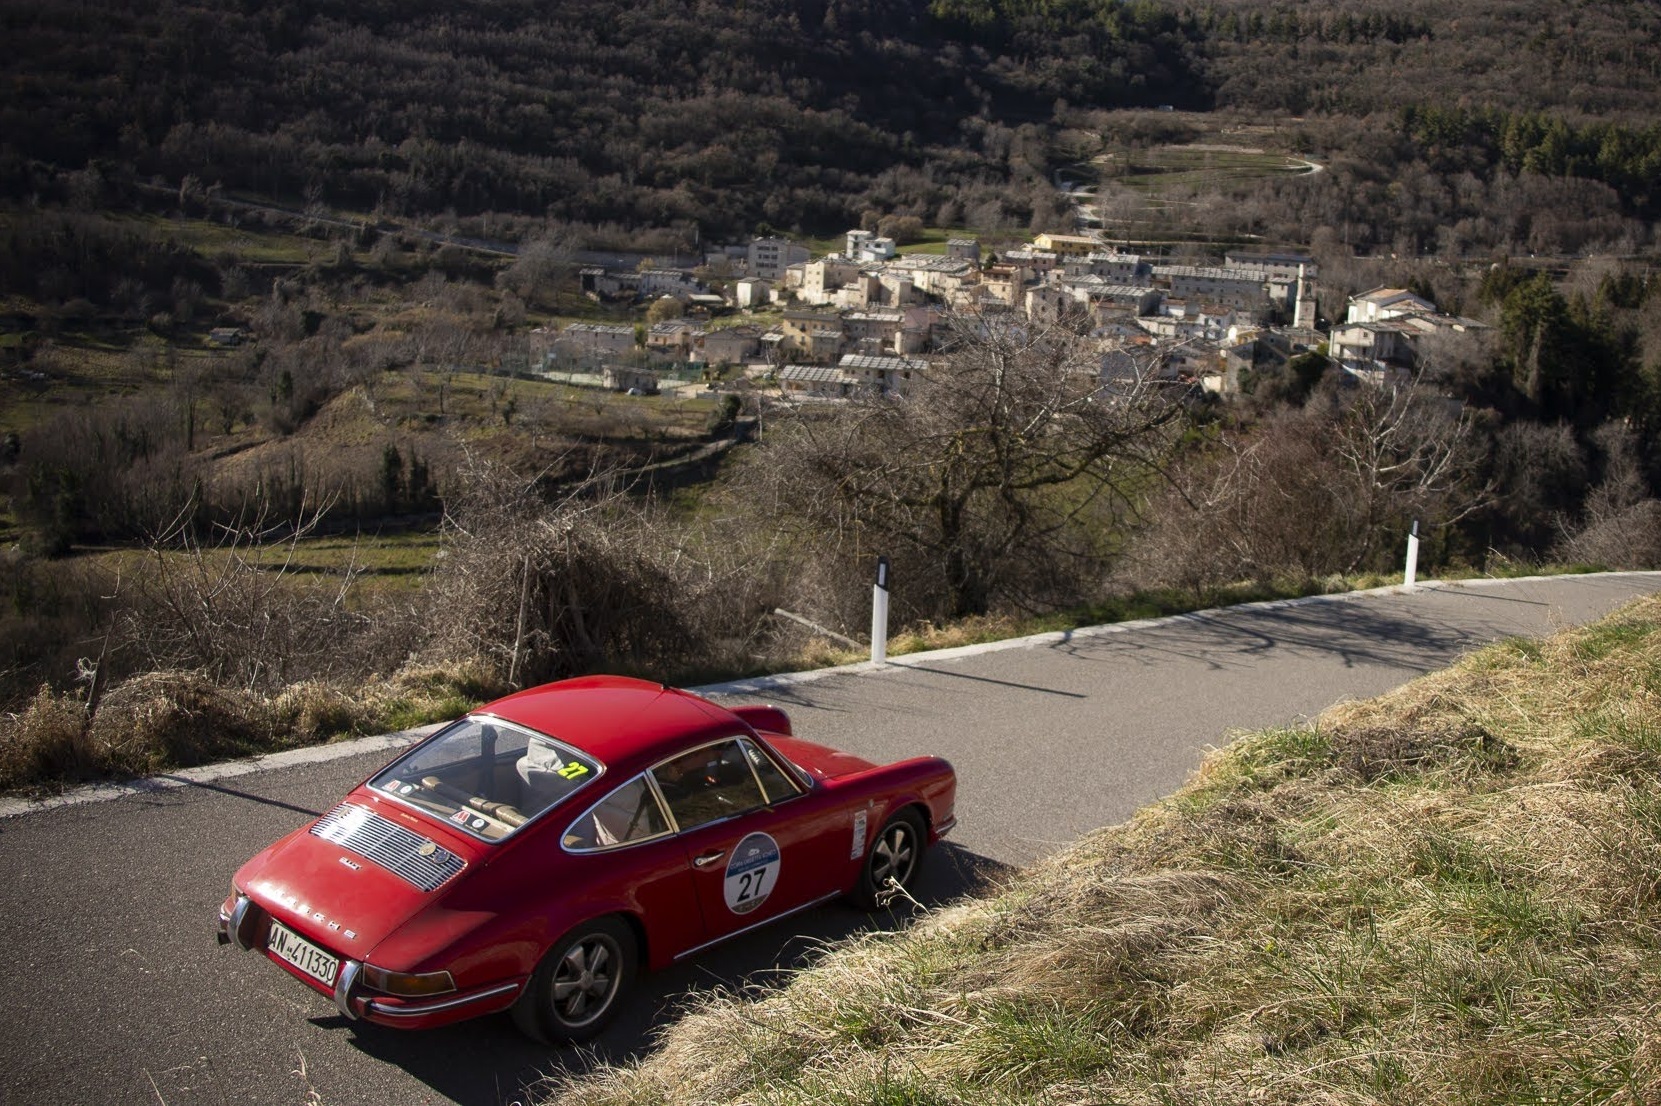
(537, 597, 1661, 1105)
(0, 659, 503, 793)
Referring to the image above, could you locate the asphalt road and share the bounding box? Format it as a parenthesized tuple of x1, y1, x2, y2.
(2, 574, 1657, 1106)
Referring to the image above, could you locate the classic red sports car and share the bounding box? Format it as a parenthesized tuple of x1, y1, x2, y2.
(217, 675, 956, 1041)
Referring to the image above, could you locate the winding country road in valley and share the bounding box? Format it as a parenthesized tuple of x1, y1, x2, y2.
(2, 573, 1657, 1106)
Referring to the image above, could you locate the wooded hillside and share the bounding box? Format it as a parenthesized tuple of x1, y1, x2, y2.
(1, 0, 1199, 238)
(6, 0, 1658, 240)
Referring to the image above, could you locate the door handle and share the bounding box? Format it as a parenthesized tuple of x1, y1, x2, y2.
(693, 850, 726, 869)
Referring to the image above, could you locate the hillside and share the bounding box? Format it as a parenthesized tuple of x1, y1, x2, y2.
(1, 0, 1199, 238)
(1191, 0, 1661, 120)
(6, 0, 1660, 242)
(538, 594, 1661, 1104)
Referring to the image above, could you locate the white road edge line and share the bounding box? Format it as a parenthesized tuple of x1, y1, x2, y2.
(5, 571, 1658, 820)
(0, 725, 446, 819)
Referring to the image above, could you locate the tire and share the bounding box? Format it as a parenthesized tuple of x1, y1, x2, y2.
(511, 915, 636, 1043)
(851, 809, 926, 910)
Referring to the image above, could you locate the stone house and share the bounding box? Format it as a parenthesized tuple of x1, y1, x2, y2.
(1033, 233, 1101, 257)
(646, 320, 698, 359)
(779, 310, 845, 362)
(698, 325, 761, 367)
(559, 322, 636, 355)
(837, 353, 925, 396)
(841, 310, 906, 354)
(747, 237, 810, 280)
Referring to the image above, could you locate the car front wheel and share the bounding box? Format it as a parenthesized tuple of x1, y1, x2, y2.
(512, 915, 636, 1043)
(852, 809, 925, 910)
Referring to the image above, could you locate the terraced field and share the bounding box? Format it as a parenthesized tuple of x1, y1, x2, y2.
(1112, 143, 1320, 193)
(1063, 139, 1322, 242)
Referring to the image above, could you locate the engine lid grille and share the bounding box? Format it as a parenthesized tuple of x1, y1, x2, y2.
(309, 803, 465, 893)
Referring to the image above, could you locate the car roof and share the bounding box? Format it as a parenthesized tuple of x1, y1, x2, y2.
(476, 675, 742, 769)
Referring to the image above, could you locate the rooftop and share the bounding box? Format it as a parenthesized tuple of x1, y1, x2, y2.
(564, 322, 635, 336)
(1153, 265, 1266, 282)
(838, 353, 927, 373)
(779, 364, 848, 384)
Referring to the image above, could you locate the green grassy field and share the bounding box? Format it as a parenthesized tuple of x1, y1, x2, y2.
(1066, 132, 1323, 244)
(85, 528, 445, 600)
(1108, 144, 1317, 194)
(121, 211, 365, 266)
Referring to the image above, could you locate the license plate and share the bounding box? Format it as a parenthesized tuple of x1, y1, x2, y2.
(267, 920, 339, 988)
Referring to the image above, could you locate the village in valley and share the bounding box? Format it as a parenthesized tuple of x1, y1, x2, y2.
(538, 226, 1489, 402)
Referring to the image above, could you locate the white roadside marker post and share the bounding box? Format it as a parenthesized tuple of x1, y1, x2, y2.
(1404, 519, 1421, 591)
(871, 555, 891, 664)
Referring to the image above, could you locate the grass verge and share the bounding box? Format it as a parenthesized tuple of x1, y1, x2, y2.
(536, 594, 1661, 1105)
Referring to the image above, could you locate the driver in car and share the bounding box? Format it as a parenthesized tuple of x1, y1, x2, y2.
(654, 747, 729, 826)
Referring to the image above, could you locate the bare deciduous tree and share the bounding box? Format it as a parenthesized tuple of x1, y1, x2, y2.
(737, 311, 1188, 620)
(1555, 422, 1661, 569)
(116, 497, 368, 693)
(1135, 376, 1491, 593)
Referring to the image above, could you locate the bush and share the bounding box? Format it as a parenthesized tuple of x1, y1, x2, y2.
(1557, 499, 1661, 569)
(416, 460, 777, 686)
(88, 671, 272, 774)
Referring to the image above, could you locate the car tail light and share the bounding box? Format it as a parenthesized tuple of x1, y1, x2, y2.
(361, 965, 457, 997)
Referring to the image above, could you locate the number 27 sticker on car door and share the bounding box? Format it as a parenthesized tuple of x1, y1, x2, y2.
(724, 832, 780, 915)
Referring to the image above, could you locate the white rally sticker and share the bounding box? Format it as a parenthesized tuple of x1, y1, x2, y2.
(724, 832, 781, 915)
(850, 810, 868, 860)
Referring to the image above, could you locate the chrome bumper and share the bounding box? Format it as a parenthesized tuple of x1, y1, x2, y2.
(216, 894, 257, 950)
(359, 981, 521, 1020)
(334, 959, 363, 1019)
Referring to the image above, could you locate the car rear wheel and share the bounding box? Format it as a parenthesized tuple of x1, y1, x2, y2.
(512, 915, 636, 1043)
(851, 809, 925, 910)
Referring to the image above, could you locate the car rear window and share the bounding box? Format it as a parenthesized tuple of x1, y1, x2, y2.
(370, 717, 602, 841)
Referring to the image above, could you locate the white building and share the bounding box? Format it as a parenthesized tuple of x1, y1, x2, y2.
(1345, 287, 1436, 324)
(845, 230, 897, 262)
(731, 277, 773, 309)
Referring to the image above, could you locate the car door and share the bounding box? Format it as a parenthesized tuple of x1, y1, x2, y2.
(652, 737, 849, 949)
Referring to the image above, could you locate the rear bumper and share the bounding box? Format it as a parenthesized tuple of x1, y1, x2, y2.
(217, 893, 522, 1030)
(351, 979, 524, 1028)
(216, 893, 257, 949)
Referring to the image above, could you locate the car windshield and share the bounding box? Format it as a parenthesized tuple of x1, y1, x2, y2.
(368, 717, 602, 842)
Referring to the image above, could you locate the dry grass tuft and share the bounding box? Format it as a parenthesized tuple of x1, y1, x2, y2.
(0, 657, 509, 795)
(0, 685, 99, 790)
(88, 670, 273, 772)
(538, 595, 1661, 1105)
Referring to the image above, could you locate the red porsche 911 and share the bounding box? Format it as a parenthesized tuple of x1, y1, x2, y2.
(217, 675, 956, 1041)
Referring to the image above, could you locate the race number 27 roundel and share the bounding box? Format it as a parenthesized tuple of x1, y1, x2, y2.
(724, 832, 780, 915)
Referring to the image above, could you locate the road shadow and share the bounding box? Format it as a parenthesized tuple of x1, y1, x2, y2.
(727, 599, 1487, 724)
(1042, 595, 1501, 674)
(332, 842, 1011, 1106)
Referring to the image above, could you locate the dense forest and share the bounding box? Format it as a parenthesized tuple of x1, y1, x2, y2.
(5, 0, 1660, 243)
(0, 0, 1200, 239)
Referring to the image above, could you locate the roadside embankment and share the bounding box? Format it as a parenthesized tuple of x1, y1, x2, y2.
(539, 594, 1661, 1104)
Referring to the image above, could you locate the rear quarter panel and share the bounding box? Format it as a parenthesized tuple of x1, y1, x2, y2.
(366, 826, 702, 982)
